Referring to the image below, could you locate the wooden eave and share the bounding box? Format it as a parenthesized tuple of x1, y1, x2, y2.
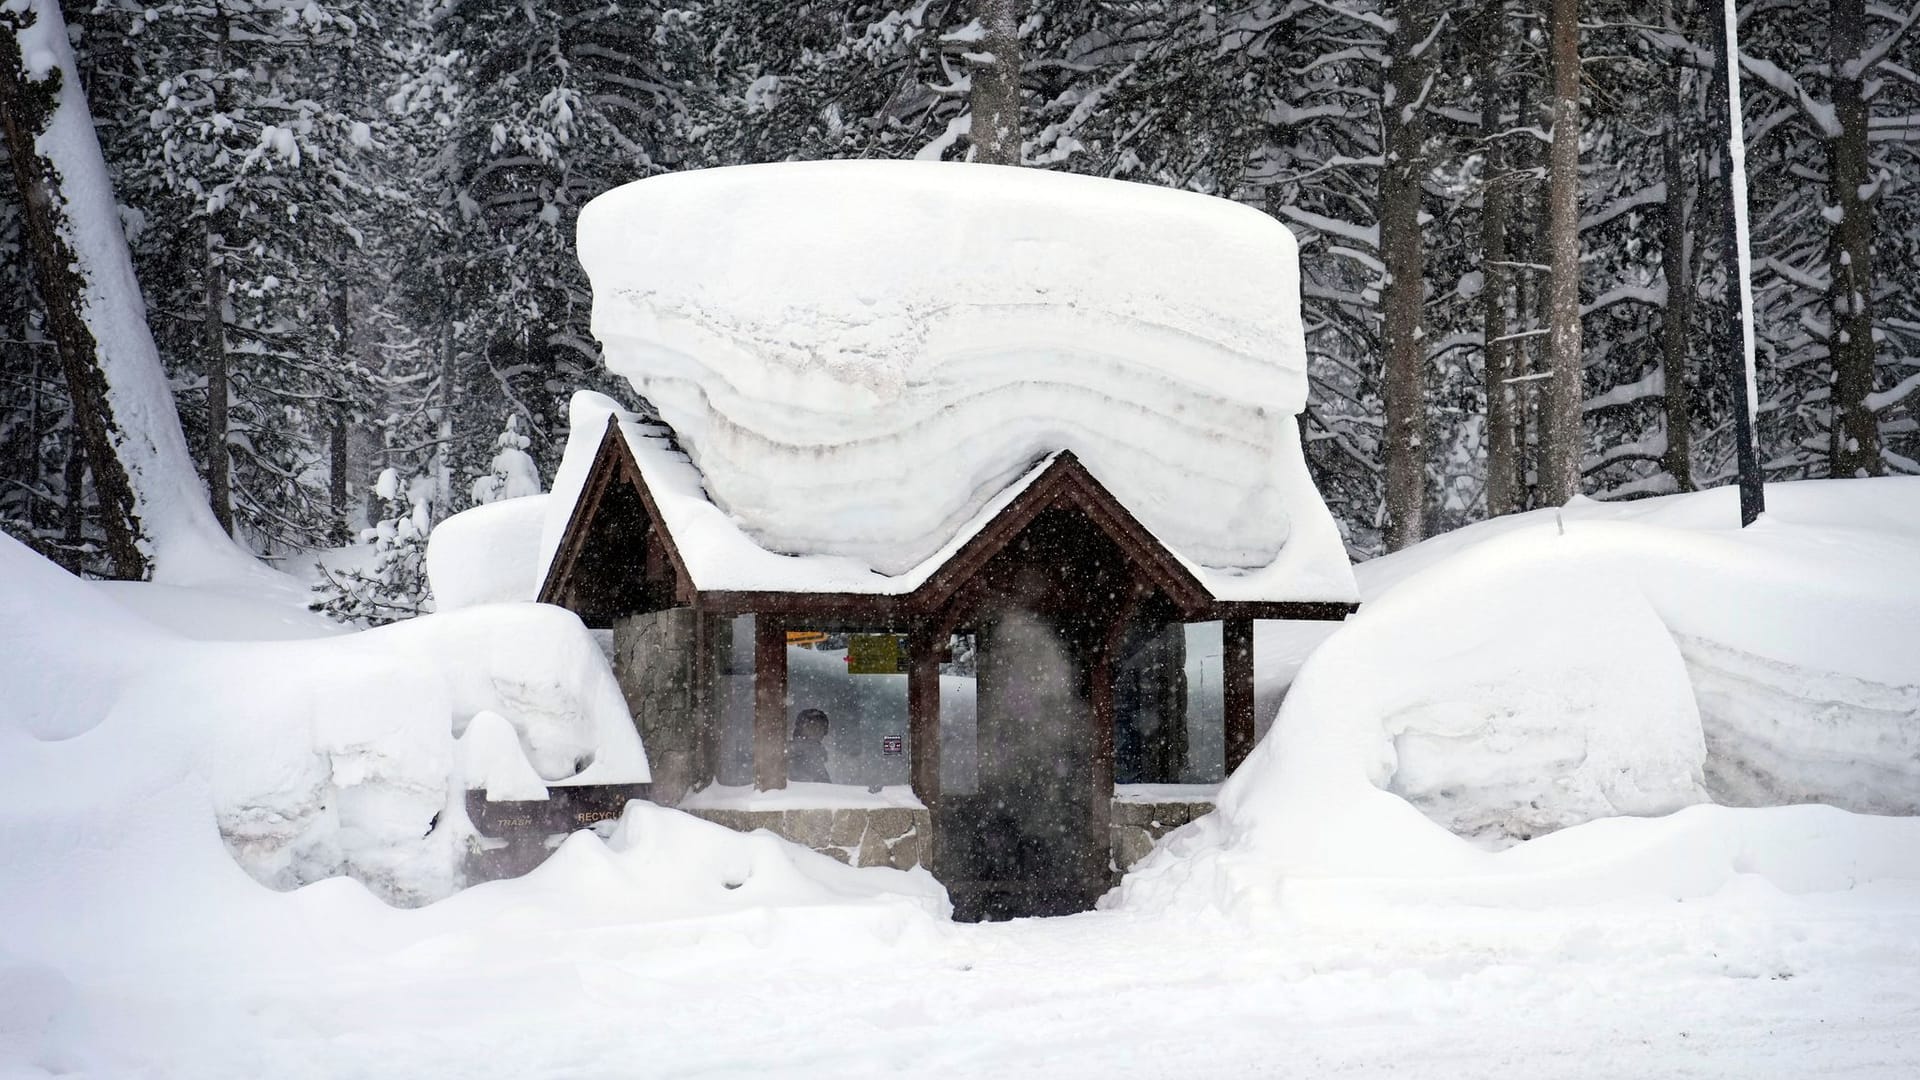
(536, 415, 696, 612)
(908, 451, 1212, 619)
(539, 424, 1356, 626)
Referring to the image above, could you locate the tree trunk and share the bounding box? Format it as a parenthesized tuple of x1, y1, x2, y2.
(970, 0, 1023, 165)
(1538, 0, 1584, 507)
(1379, 0, 1434, 549)
(1, 0, 242, 580)
(17, 318, 46, 533)
(1478, 0, 1518, 518)
(435, 300, 457, 521)
(1512, 90, 1545, 510)
(62, 429, 84, 548)
(1825, 0, 1880, 477)
(328, 283, 351, 540)
(204, 225, 232, 535)
(2, 3, 146, 577)
(1660, 18, 1694, 492)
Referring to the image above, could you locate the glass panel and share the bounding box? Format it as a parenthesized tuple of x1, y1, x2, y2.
(714, 614, 756, 787)
(940, 632, 980, 794)
(1183, 621, 1226, 783)
(786, 631, 910, 788)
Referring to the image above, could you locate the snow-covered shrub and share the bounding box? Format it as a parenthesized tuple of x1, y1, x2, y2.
(312, 467, 434, 624)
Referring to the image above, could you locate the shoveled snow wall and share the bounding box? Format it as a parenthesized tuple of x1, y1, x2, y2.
(578, 161, 1315, 576)
(1111, 479, 1920, 916)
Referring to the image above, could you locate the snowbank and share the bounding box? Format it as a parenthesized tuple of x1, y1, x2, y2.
(1116, 479, 1920, 914)
(427, 494, 552, 610)
(0, 533, 645, 906)
(0, 535, 947, 990)
(578, 161, 1352, 600)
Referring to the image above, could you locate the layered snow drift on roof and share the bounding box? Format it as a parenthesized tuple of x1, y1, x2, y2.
(1114, 478, 1920, 916)
(0, 533, 645, 908)
(578, 161, 1353, 599)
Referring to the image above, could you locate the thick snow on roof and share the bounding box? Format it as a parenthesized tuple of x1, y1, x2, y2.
(577, 161, 1354, 600)
(536, 392, 1357, 604)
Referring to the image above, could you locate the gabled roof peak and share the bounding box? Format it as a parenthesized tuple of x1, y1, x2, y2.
(538, 406, 1356, 626)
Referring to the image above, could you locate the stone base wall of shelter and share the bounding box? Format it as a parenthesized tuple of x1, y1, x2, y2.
(464, 794, 1205, 888)
(613, 609, 727, 807)
(682, 806, 931, 871)
(1109, 798, 1215, 872)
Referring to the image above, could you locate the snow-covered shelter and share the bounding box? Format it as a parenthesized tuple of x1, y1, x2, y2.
(539, 162, 1358, 918)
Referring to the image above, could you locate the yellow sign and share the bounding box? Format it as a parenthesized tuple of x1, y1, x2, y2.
(785, 630, 829, 647)
(846, 634, 906, 675)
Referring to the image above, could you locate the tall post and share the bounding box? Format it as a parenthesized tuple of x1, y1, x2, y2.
(753, 615, 789, 790)
(1222, 617, 1257, 774)
(906, 629, 942, 807)
(1089, 636, 1117, 864)
(691, 612, 721, 794)
(1708, 0, 1766, 524)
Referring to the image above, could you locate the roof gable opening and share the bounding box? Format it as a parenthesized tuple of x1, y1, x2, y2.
(540, 422, 683, 626)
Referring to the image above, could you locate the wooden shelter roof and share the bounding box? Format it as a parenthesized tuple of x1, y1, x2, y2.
(538, 415, 1357, 627)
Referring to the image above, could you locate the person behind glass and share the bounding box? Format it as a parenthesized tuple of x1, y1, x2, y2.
(789, 708, 831, 783)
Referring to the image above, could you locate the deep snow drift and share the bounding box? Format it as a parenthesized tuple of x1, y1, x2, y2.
(576, 162, 1353, 599)
(1115, 478, 1920, 916)
(0, 533, 647, 906)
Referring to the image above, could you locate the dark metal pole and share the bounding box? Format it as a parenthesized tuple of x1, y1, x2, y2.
(1706, 0, 1767, 525)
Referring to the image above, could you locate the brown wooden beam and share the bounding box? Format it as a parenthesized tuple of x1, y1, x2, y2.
(1201, 600, 1358, 623)
(690, 611, 719, 793)
(1223, 616, 1257, 774)
(906, 630, 942, 807)
(1088, 589, 1137, 886)
(1089, 643, 1116, 883)
(753, 615, 788, 790)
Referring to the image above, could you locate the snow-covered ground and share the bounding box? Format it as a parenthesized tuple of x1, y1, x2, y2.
(5, 478, 1919, 1077)
(6, 868, 1918, 1077)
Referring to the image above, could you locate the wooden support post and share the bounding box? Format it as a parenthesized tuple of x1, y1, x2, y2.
(690, 611, 718, 794)
(1089, 643, 1116, 882)
(753, 615, 788, 791)
(906, 630, 942, 808)
(1088, 591, 1137, 884)
(1223, 617, 1256, 775)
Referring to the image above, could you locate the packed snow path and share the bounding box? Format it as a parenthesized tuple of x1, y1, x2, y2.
(10, 890, 1919, 1078)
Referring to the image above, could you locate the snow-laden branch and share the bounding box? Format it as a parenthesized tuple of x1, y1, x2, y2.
(1849, 3, 1920, 80)
(1275, 205, 1379, 249)
(1580, 183, 1667, 232)
(1867, 370, 1920, 412)
(1298, 0, 1394, 35)
(1641, 29, 1840, 138)
(1582, 282, 1668, 317)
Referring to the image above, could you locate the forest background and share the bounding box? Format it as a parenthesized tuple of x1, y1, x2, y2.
(3, 0, 1916, 619)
